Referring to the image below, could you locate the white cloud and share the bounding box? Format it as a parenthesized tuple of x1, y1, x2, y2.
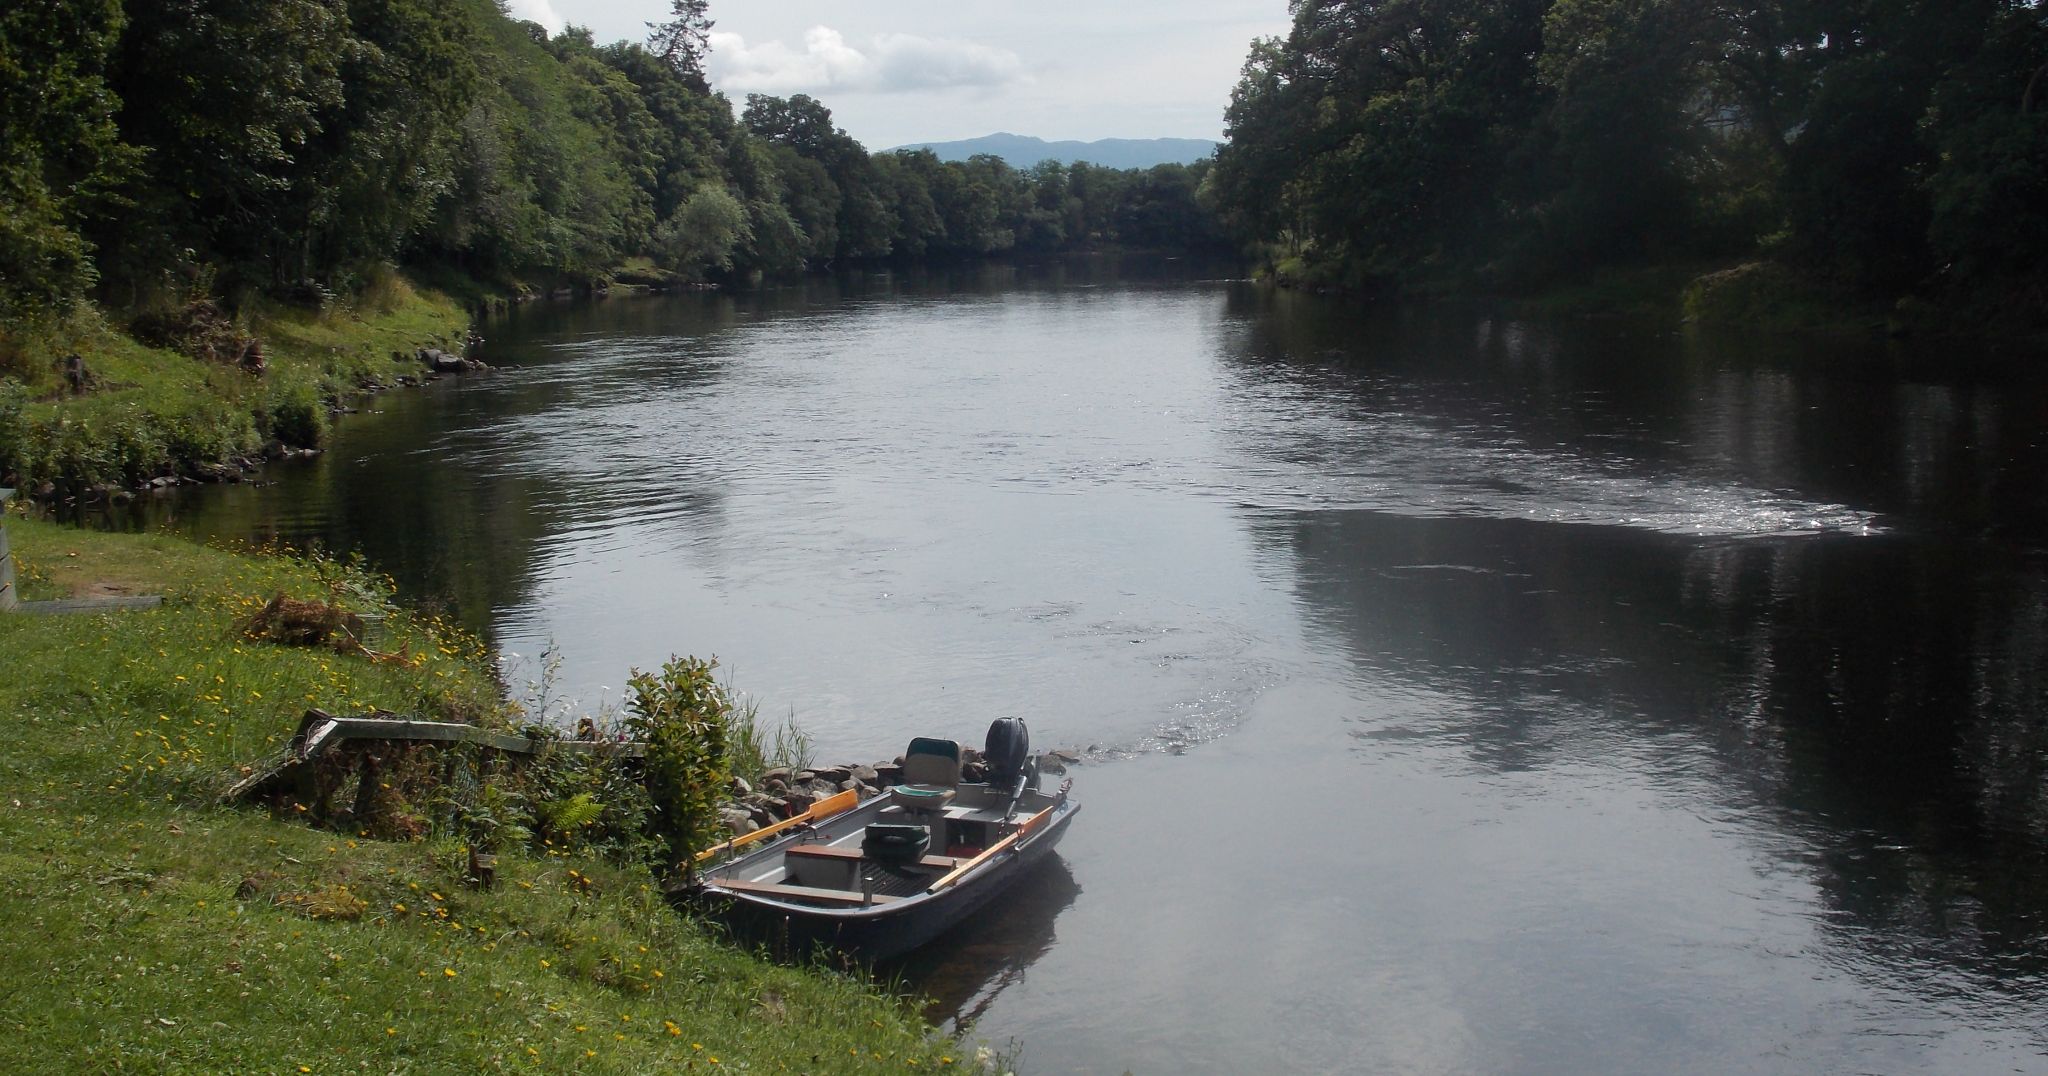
(504, 0, 566, 33)
(708, 26, 1027, 95)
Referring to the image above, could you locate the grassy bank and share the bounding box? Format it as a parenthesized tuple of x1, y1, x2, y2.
(0, 275, 473, 496)
(0, 514, 965, 1072)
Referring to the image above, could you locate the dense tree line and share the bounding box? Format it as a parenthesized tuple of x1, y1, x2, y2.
(1210, 0, 2048, 304)
(0, 0, 1222, 325)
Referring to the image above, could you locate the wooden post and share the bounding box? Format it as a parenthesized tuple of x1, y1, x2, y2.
(0, 489, 15, 612)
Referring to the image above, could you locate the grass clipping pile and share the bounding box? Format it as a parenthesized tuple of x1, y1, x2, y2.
(238, 593, 373, 653)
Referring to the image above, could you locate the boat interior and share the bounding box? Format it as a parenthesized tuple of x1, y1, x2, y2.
(705, 731, 1059, 908)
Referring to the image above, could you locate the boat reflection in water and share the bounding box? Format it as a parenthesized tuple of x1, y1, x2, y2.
(886, 856, 1083, 1033)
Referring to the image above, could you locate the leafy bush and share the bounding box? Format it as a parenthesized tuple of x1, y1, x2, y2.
(624, 655, 733, 875)
(0, 379, 28, 485)
(262, 377, 327, 449)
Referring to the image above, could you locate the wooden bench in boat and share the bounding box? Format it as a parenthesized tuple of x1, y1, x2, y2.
(708, 877, 904, 906)
(783, 843, 962, 870)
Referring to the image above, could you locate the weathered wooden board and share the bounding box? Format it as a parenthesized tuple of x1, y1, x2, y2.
(1, 488, 14, 612)
(223, 708, 648, 804)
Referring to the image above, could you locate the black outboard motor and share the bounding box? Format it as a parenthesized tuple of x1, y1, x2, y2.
(985, 718, 1035, 814)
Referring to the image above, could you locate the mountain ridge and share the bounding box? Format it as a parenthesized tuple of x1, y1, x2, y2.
(886, 132, 1218, 170)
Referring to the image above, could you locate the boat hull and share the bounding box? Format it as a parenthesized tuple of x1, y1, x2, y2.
(684, 787, 1078, 962)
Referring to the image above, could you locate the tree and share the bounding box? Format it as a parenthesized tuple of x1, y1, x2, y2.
(0, 0, 133, 318)
(657, 181, 749, 278)
(646, 0, 714, 90)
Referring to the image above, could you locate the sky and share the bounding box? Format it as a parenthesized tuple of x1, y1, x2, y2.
(504, 1, 1291, 150)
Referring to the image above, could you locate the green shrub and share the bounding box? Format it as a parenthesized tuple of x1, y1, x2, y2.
(0, 378, 28, 485)
(624, 656, 733, 875)
(262, 377, 327, 449)
(165, 395, 257, 465)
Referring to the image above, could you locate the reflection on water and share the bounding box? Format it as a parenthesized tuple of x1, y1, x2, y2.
(132, 258, 2048, 1071)
(886, 857, 1083, 1033)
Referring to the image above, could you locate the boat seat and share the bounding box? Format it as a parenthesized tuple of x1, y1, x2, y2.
(888, 736, 960, 813)
(785, 843, 960, 870)
(709, 878, 903, 906)
(887, 783, 956, 812)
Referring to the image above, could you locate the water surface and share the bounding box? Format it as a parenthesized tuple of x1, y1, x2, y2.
(148, 261, 2048, 1072)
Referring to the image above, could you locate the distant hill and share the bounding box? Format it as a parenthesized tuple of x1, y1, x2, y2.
(887, 133, 1218, 170)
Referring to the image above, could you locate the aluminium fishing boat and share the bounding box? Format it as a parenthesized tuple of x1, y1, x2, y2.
(682, 718, 1077, 960)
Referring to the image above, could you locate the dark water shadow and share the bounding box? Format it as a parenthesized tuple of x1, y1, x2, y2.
(880, 856, 1083, 1033)
(1258, 505, 2048, 992)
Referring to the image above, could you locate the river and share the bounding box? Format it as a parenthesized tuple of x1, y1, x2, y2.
(141, 259, 2048, 1072)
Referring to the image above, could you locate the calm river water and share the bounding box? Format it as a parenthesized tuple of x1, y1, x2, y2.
(145, 259, 2048, 1072)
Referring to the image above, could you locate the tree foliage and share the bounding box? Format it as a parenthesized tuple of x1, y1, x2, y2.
(0, 0, 133, 318)
(0, 0, 1228, 334)
(1211, 0, 2048, 300)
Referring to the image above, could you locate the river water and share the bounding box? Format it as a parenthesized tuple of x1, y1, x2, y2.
(145, 260, 2048, 1072)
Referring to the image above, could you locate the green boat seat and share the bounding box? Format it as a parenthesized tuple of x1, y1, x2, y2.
(888, 736, 960, 813)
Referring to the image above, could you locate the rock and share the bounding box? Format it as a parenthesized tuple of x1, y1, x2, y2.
(764, 777, 788, 794)
(850, 765, 878, 785)
(718, 807, 753, 836)
(741, 792, 775, 809)
(810, 766, 851, 784)
(1036, 752, 1068, 775)
(873, 763, 903, 787)
(795, 770, 816, 783)
(807, 779, 840, 796)
(761, 766, 792, 785)
(730, 776, 752, 797)
(838, 779, 861, 793)
(748, 805, 776, 828)
(418, 348, 468, 374)
(783, 790, 815, 814)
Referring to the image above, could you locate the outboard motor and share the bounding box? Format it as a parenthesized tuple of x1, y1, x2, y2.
(984, 718, 1035, 812)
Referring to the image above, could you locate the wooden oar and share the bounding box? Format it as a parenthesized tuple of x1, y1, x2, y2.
(926, 803, 1056, 893)
(693, 788, 859, 864)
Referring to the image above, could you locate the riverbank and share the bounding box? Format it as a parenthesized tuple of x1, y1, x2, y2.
(0, 275, 479, 499)
(1267, 256, 2048, 346)
(0, 513, 964, 1071)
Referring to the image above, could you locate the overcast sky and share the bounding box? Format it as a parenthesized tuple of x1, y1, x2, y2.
(505, 1, 1291, 150)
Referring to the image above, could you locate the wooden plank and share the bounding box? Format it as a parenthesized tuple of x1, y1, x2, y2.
(0, 499, 14, 612)
(784, 843, 960, 870)
(707, 878, 902, 906)
(224, 710, 649, 805)
(694, 788, 860, 864)
(925, 804, 1056, 893)
(15, 595, 164, 614)
(287, 711, 647, 759)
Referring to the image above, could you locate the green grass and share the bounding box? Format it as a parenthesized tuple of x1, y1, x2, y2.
(0, 275, 474, 491)
(0, 515, 968, 1073)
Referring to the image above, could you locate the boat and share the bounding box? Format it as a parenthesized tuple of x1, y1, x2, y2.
(681, 718, 1078, 960)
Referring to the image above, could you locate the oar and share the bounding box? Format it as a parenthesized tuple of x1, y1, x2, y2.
(926, 803, 1056, 893)
(692, 788, 860, 864)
